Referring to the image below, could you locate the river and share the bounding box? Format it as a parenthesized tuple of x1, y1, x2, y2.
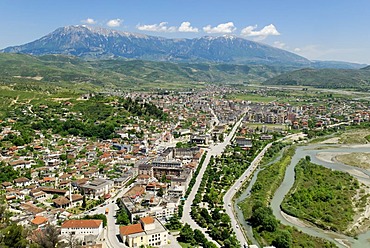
(237, 144, 370, 248)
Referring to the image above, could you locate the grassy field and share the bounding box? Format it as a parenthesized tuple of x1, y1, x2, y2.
(339, 129, 370, 144)
(336, 152, 370, 169)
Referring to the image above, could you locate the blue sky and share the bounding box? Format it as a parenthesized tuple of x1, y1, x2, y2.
(1, 0, 369, 63)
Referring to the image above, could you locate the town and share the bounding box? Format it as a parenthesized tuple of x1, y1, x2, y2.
(0, 85, 369, 248)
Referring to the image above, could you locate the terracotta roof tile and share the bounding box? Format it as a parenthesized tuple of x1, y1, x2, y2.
(119, 223, 144, 236)
(31, 216, 48, 225)
(53, 196, 70, 206)
(141, 216, 154, 224)
(61, 219, 102, 229)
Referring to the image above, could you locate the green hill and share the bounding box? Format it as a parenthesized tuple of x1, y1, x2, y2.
(0, 53, 291, 90)
(264, 67, 370, 89)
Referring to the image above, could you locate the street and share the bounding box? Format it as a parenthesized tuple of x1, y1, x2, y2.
(181, 112, 246, 247)
(223, 132, 305, 247)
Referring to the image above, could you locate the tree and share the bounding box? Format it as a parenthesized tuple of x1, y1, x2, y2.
(81, 194, 86, 209)
(116, 209, 130, 225)
(59, 154, 67, 161)
(165, 216, 182, 231)
(65, 232, 82, 248)
(272, 230, 293, 248)
(0, 223, 28, 248)
(32, 224, 62, 248)
(250, 205, 278, 231)
(194, 229, 207, 245)
(157, 187, 164, 197)
(179, 224, 195, 244)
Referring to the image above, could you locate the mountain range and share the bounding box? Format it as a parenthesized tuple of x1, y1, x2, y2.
(1, 25, 369, 90)
(1, 25, 311, 66)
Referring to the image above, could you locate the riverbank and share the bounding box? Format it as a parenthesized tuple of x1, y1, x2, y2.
(238, 146, 335, 247)
(315, 147, 370, 236)
(281, 158, 359, 234)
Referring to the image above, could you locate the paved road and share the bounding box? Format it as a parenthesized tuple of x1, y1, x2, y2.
(223, 132, 305, 247)
(81, 184, 181, 248)
(181, 113, 246, 247)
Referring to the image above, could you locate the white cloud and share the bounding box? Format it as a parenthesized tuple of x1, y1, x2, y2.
(178, 22, 198, 33)
(203, 22, 236, 34)
(273, 41, 286, 49)
(137, 22, 177, 32)
(107, 19, 122, 27)
(241, 24, 280, 40)
(81, 18, 96, 24)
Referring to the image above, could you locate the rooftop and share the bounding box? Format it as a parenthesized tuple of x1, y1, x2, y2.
(119, 223, 144, 236)
(61, 219, 102, 229)
(31, 216, 48, 225)
(141, 216, 154, 225)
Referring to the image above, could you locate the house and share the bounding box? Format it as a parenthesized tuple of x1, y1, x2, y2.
(191, 135, 209, 145)
(80, 179, 114, 199)
(61, 219, 103, 245)
(119, 217, 168, 247)
(68, 194, 83, 208)
(30, 188, 47, 200)
(53, 196, 71, 209)
(1, 182, 13, 189)
(31, 216, 48, 229)
(9, 160, 31, 170)
(39, 187, 67, 197)
(234, 137, 253, 149)
(260, 134, 273, 140)
(14, 177, 31, 187)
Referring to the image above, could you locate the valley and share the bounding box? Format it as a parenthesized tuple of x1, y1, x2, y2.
(0, 19, 370, 248)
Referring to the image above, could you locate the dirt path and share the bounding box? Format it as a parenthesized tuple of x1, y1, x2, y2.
(9, 95, 19, 106)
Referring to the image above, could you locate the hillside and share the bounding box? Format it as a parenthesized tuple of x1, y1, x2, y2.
(0, 25, 310, 66)
(263, 67, 370, 89)
(0, 53, 291, 90)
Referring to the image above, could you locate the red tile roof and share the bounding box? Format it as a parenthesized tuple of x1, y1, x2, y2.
(141, 216, 154, 224)
(61, 219, 102, 229)
(119, 223, 144, 236)
(31, 216, 48, 225)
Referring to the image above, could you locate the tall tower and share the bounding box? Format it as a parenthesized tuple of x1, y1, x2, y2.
(69, 182, 72, 207)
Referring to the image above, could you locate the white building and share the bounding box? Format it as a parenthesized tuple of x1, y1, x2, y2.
(61, 219, 103, 244)
(119, 216, 168, 247)
(80, 178, 114, 199)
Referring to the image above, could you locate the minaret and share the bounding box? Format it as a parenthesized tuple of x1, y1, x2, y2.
(69, 182, 72, 207)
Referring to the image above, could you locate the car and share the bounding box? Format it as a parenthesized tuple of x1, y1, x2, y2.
(227, 203, 231, 207)
(236, 224, 239, 228)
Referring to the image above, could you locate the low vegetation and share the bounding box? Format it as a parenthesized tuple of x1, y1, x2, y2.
(335, 152, 370, 169)
(264, 67, 370, 90)
(239, 146, 335, 247)
(0, 53, 287, 91)
(281, 157, 360, 233)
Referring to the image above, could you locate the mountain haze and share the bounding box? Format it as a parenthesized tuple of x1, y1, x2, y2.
(1, 25, 310, 66)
